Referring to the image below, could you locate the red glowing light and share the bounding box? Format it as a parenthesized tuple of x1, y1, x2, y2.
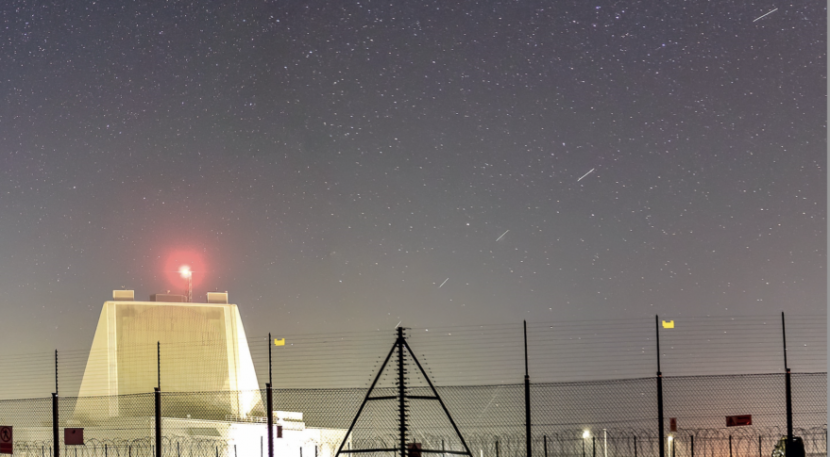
(163, 250, 205, 289)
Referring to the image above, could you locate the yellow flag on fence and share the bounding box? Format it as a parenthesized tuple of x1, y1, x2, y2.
(274, 338, 285, 346)
(662, 320, 675, 329)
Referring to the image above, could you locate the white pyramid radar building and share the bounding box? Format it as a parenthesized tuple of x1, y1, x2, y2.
(77, 290, 260, 419)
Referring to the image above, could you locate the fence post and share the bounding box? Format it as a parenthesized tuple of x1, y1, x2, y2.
(52, 392, 59, 457)
(155, 387, 162, 457)
(524, 321, 532, 457)
(268, 333, 275, 457)
(690, 436, 694, 457)
(496, 440, 499, 457)
(156, 341, 162, 457)
(656, 316, 665, 457)
(53, 348, 60, 457)
(592, 437, 596, 457)
(782, 313, 793, 457)
(633, 436, 637, 457)
(728, 436, 732, 457)
(267, 383, 274, 457)
(544, 436, 547, 457)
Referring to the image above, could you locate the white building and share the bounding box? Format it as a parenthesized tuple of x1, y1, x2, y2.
(77, 290, 260, 419)
(61, 290, 348, 457)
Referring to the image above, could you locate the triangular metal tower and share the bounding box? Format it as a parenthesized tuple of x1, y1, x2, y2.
(335, 327, 472, 457)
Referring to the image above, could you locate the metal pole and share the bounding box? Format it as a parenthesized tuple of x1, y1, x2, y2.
(267, 383, 274, 457)
(157, 342, 161, 390)
(496, 440, 500, 457)
(758, 436, 762, 457)
(155, 387, 161, 457)
(782, 312, 793, 457)
(398, 327, 407, 457)
(52, 393, 59, 457)
(544, 436, 547, 457)
(592, 437, 595, 457)
(55, 350, 59, 395)
(690, 436, 694, 457)
(525, 321, 532, 457)
(728, 436, 732, 457)
(656, 316, 665, 457)
(268, 333, 274, 457)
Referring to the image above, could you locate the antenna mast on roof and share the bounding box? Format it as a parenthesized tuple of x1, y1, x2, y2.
(179, 265, 193, 302)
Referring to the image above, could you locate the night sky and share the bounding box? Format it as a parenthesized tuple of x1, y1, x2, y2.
(0, 0, 825, 356)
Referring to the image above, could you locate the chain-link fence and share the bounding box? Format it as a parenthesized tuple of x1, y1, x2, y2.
(0, 315, 824, 457)
(0, 372, 824, 457)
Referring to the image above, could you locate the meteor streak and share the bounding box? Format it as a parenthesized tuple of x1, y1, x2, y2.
(496, 230, 510, 242)
(753, 8, 778, 22)
(577, 168, 596, 181)
(439, 278, 449, 288)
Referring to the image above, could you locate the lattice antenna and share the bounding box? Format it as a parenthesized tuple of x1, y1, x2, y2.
(397, 327, 410, 457)
(335, 328, 471, 457)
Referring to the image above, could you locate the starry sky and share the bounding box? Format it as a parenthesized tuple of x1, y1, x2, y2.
(0, 0, 825, 354)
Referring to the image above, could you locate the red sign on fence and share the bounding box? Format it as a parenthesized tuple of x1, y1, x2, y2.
(670, 418, 677, 432)
(65, 428, 84, 445)
(0, 426, 12, 454)
(408, 443, 422, 457)
(726, 415, 752, 427)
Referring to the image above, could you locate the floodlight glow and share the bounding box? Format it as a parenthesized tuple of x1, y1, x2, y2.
(179, 265, 192, 279)
(582, 430, 591, 439)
